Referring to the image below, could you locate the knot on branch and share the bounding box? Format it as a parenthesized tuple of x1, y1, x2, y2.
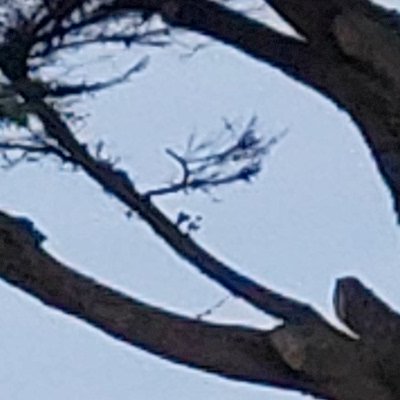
(270, 322, 357, 379)
(270, 277, 400, 398)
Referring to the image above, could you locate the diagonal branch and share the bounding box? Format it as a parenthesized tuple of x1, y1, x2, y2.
(1, 210, 396, 400)
(1, 0, 396, 323)
(0, 1, 329, 323)
(105, 0, 400, 218)
(0, 210, 322, 398)
(7, 0, 400, 218)
(50, 57, 150, 97)
(261, 0, 349, 43)
(1, 4, 400, 398)
(13, 76, 319, 323)
(109, 0, 318, 79)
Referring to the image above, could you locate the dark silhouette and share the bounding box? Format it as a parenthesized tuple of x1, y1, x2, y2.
(0, 1, 400, 399)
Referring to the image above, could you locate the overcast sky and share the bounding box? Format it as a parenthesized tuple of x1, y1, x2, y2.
(0, 1, 399, 399)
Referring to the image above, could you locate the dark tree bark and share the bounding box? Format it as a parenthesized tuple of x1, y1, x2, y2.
(0, 0, 400, 399)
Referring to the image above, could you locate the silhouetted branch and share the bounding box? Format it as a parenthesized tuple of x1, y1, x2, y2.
(50, 56, 150, 97)
(145, 119, 286, 198)
(1, 2, 400, 398)
(0, 210, 321, 397)
(0, 133, 75, 167)
(3, 75, 318, 324)
(42, 29, 169, 55)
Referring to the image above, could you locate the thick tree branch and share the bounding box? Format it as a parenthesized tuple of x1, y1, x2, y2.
(0, 11, 321, 324)
(19, 0, 400, 216)
(109, 0, 317, 77)
(104, 0, 400, 218)
(1, 210, 398, 399)
(1, 2, 400, 398)
(0, 0, 394, 337)
(0, 210, 321, 397)
(16, 79, 318, 323)
(334, 278, 400, 397)
(6, 0, 400, 221)
(261, 0, 360, 43)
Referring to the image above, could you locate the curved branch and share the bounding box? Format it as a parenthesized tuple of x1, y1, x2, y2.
(1, 0, 396, 324)
(106, 0, 400, 218)
(0, 210, 321, 397)
(1, 210, 397, 399)
(8, 1, 400, 219)
(50, 57, 150, 97)
(109, 0, 318, 77)
(0, 74, 318, 324)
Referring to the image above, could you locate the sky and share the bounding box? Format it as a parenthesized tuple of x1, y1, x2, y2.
(0, 0, 400, 399)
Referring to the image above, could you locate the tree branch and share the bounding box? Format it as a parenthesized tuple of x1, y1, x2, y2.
(16, 79, 318, 323)
(7, 1, 400, 218)
(0, 210, 321, 397)
(1, 3, 400, 398)
(1, 210, 397, 399)
(0, 0, 397, 334)
(49, 57, 150, 97)
(105, 0, 400, 218)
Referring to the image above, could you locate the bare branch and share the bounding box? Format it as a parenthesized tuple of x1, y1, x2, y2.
(0, 210, 398, 400)
(1, 0, 397, 323)
(0, 210, 321, 397)
(1, 2, 400, 398)
(5, 76, 319, 324)
(196, 296, 230, 320)
(49, 56, 150, 97)
(101, 0, 400, 219)
(145, 119, 286, 198)
(39, 28, 169, 55)
(0, 139, 74, 167)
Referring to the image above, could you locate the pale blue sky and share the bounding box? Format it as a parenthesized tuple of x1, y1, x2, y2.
(0, 1, 399, 399)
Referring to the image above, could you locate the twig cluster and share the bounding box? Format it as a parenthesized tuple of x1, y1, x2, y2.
(0, 1, 171, 167)
(146, 117, 286, 198)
